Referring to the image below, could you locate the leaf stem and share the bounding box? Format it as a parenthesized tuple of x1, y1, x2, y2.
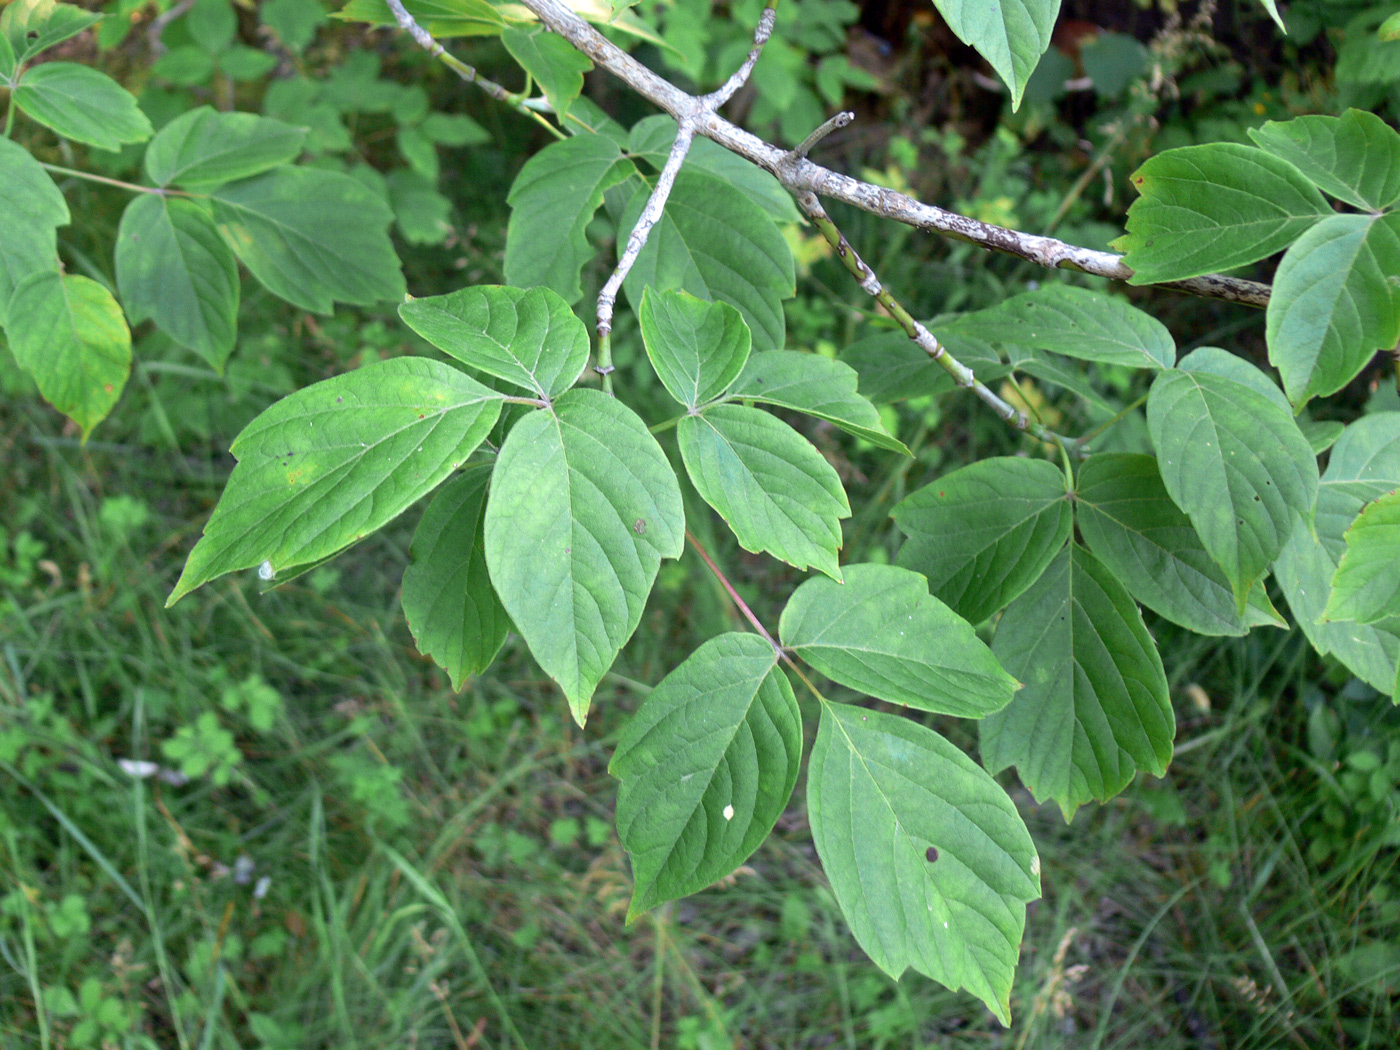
(3, 91, 14, 139)
(39, 162, 165, 195)
(1073, 391, 1149, 451)
(684, 529, 781, 657)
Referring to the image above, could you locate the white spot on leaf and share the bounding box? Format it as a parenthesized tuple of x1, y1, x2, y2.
(723, 804, 735, 821)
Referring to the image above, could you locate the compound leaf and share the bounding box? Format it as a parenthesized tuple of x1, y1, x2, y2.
(402, 465, 509, 690)
(1249, 109, 1400, 211)
(780, 564, 1016, 718)
(504, 132, 636, 304)
(399, 284, 588, 399)
(1114, 143, 1332, 284)
(168, 358, 502, 605)
(143, 106, 306, 189)
(1266, 212, 1400, 408)
(893, 457, 1071, 624)
(725, 350, 908, 454)
(485, 389, 684, 724)
(930, 0, 1058, 110)
(13, 62, 151, 151)
(639, 287, 750, 410)
(1076, 453, 1285, 636)
(678, 404, 848, 580)
(1147, 368, 1319, 612)
(1274, 414, 1400, 694)
(211, 166, 405, 313)
(981, 545, 1174, 819)
(620, 170, 795, 353)
(612, 633, 801, 919)
(808, 702, 1040, 1025)
(5, 271, 130, 438)
(115, 195, 239, 371)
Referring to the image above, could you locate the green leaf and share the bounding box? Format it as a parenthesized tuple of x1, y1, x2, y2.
(620, 170, 795, 353)
(1001, 346, 1116, 413)
(115, 195, 239, 370)
(0, 136, 68, 325)
(678, 404, 848, 579)
(211, 167, 405, 313)
(942, 284, 1175, 370)
(724, 350, 908, 454)
(1147, 368, 1319, 611)
(402, 465, 509, 690)
(807, 702, 1039, 1025)
(1249, 110, 1400, 211)
(504, 132, 636, 304)
(840, 323, 1008, 404)
(780, 564, 1017, 718)
(396, 124, 439, 180)
(1274, 414, 1400, 694)
(13, 62, 152, 150)
(639, 287, 750, 410)
(168, 358, 502, 604)
(386, 168, 452, 245)
(143, 106, 305, 189)
(1076, 453, 1286, 636)
(627, 114, 802, 224)
(419, 112, 490, 147)
(333, 0, 506, 37)
(484, 389, 684, 724)
(5, 271, 130, 438)
(1, 0, 101, 68)
(186, 0, 236, 53)
(1266, 213, 1400, 408)
(501, 25, 591, 120)
(893, 457, 1071, 624)
(981, 545, 1174, 819)
(260, 0, 327, 52)
(611, 633, 800, 919)
(930, 0, 1058, 110)
(1324, 490, 1400, 625)
(151, 46, 217, 87)
(1177, 346, 1291, 412)
(1113, 143, 1332, 285)
(399, 285, 588, 399)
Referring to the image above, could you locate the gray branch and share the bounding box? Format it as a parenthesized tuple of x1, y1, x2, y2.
(517, 0, 1271, 309)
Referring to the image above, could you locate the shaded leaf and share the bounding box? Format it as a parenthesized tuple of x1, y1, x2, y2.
(1266, 212, 1400, 408)
(943, 284, 1174, 370)
(168, 358, 502, 604)
(333, 0, 506, 37)
(725, 350, 908, 454)
(1249, 109, 1400, 211)
(399, 284, 588, 399)
(402, 465, 509, 690)
(612, 633, 800, 919)
(893, 457, 1071, 624)
(115, 195, 238, 370)
(808, 702, 1039, 1025)
(485, 389, 684, 724)
(1147, 368, 1319, 611)
(0, 136, 67, 324)
(1177, 346, 1291, 412)
(1113, 143, 1332, 284)
(678, 404, 848, 579)
(840, 323, 1007, 404)
(982, 545, 1174, 819)
(639, 287, 750, 410)
(1274, 414, 1400, 694)
(5, 271, 130, 437)
(1076, 453, 1285, 636)
(620, 170, 795, 353)
(211, 166, 405, 313)
(780, 564, 1016, 718)
(144, 106, 306, 189)
(504, 132, 636, 303)
(13, 62, 152, 150)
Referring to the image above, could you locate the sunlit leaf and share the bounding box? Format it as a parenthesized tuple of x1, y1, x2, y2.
(639, 287, 750, 410)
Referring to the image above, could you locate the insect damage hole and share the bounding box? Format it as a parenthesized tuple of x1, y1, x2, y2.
(925, 846, 939, 863)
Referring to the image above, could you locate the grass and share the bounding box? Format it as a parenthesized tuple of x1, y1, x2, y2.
(4, 375, 1399, 1050)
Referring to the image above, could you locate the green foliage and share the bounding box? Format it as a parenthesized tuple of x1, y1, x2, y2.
(7, 1, 1400, 1037)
